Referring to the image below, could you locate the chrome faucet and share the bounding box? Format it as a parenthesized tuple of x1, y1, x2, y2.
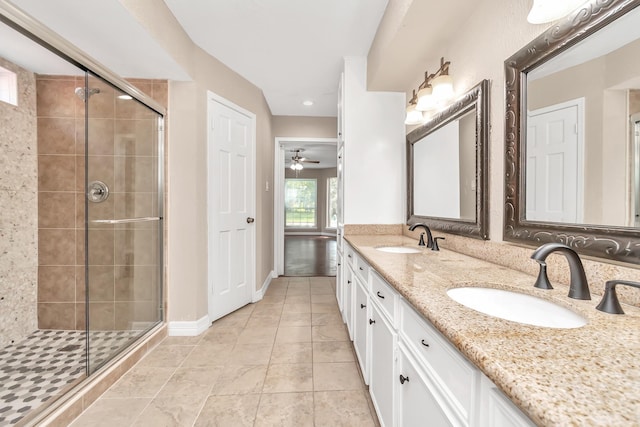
(531, 243, 591, 300)
(408, 223, 433, 248)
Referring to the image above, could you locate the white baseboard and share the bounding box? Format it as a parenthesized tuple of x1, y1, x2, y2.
(168, 315, 211, 337)
(253, 270, 276, 302)
(284, 231, 337, 236)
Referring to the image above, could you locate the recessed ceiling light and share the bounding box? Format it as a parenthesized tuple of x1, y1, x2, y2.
(118, 94, 133, 100)
(302, 100, 314, 106)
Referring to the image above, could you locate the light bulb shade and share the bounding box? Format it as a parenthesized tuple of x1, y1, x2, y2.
(431, 74, 454, 101)
(527, 0, 589, 24)
(416, 86, 436, 111)
(290, 163, 296, 170)
(295, 163, 303, 170)
(405, 104, 424, 125)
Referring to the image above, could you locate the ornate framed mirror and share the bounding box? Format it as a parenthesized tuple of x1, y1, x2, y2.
(504, 0, 640, 264)
(407, 79, 489, 239)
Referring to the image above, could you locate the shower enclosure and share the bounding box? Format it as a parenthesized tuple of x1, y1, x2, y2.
(0, 3, 164, 425)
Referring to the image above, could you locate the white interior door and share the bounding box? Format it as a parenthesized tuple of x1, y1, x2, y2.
(527, 100, 583, 222)
(208, 93, 255, 322)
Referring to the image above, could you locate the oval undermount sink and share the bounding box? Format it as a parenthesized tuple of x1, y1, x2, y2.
(446, 287, 587, 329)
(376, 246, 422, 254)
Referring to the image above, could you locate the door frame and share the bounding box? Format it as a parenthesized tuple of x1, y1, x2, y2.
(527, 97, 585, 223)
(207, 90, 257, 322)
(273, 137, 337, 276)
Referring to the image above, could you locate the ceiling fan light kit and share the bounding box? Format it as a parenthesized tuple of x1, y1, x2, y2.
(289, 149, 320, 175)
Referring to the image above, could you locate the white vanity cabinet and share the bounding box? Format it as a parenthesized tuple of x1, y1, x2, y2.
(369, 300, 397, 427)
(338, 242, 535, 427)
(353, 277, 369, 384)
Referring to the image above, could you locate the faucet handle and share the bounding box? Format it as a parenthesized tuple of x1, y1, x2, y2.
(533, 262, 553, 290)
(432, 237, 445, 251)
(596, 280, 640, 314)
(418, 232, 426, 247)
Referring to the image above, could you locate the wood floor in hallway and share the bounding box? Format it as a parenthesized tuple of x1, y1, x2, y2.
(284, 236, 337, 277)
(70, 276, 379, 426)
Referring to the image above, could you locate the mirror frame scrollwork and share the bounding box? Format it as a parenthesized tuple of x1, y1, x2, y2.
(407, 79, 490, 240)
(504, 0, 640, 264)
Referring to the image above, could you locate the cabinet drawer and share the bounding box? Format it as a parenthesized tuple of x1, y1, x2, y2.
(354, 253, 370, 284)
(400, 299, 476, 423)
(345, 244, 356, 267)
(370, 271, 397, 323)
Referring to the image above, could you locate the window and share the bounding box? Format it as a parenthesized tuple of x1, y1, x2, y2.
(285, 179, 317, 227)
(327, 177, 337, 228)
(0, 66, 17, 106)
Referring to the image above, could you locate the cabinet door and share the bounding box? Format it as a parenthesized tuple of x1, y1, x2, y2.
(353, 278, 369, 384)
(336, 254, 344, 312)
(369, 303, 396, 427)
(397, 344, 455, 427)
(344, 267, 354, 339)
(479, 375, 536, 427)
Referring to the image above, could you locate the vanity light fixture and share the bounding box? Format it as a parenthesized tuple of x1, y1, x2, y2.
(405, 90, 424, 125)
(408, 57, 454, 120)
(527, 0, 590, 24)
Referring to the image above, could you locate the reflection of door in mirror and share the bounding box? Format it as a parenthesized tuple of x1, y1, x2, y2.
(633, 112, 640, 227)
(413, 109, 475, 220)
(526, 9, 640, 228)
(526, 99, 584, 223)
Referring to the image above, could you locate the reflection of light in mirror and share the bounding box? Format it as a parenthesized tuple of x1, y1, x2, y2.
(527, 0, 590, 24)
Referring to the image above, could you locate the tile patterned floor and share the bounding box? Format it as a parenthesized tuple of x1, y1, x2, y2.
(70, 277, 380, 426)
(0, 329, 141, 426)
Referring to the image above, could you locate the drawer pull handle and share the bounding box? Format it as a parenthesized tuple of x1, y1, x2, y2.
(338, 263, 341, 266)
(347, 280, 351, 284)
(359, 267, 364, 271)
(369, 319, 375, 325)
(376, 291, 385, 299)
(399, 374, 410, 385)
(360, 304, 366, 309)
(421, 339, 430, 348)
(348, 255, 352, 258)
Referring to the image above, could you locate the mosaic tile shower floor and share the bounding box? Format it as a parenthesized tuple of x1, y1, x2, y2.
(0, 329, 140, 426)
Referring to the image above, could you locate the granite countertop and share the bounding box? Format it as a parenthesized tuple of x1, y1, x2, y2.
(344, 234, 640, 427)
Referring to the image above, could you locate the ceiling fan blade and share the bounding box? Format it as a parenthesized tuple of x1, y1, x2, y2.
(301, 159, 320, 163)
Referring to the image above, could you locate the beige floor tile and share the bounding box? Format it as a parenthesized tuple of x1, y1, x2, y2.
(270, 342, 313, 364)
(313, 362, 364, 391)
(282, 303, 311, 313)
(314, 390, 376, 427)
(71, 398, 151, 427)
(262, 363, 313, 393)
(251, 303, 284, 315)
(313, 341, 356, 363)
(137, 345, 194, 368)
(157, 366, 224, 398)
(311, 294, 337, 303)
(160, 335, 203, 346)
(312, 312, 344, 326)
(286, 286, 310, 296)
(288, 278, 310, 285)
(312, 324, 349, 342)
(262, 293, 286, 304)
(103, 366, 176, 398)
(181, 342, 234, 367)
(275, 326, 312, 343)
(132, 394, 207, 427)
(310, 285, 335, 295)
(200, 326, 243, 345)
(227, 342, 274, 365)
(312, 303, 341, 314)
(236, 326, 277, 345)
(210, 364, 268, 395)
(254, 392, 314, 427)
(211, 310, 250, 328)
(285, 294, 311, 304)
(194, 394, 260, 427)
(246, 316, 281, 328)
(279, 311, 311, 327)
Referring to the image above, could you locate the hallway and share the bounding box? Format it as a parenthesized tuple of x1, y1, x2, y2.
(284, 236, 337, 277)
(70, 277, 378, 426)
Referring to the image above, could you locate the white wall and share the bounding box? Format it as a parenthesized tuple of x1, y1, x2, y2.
(343, 57, 406, 224)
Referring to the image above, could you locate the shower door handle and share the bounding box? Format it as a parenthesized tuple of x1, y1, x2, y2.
(92, 216, 161, 224)
(247, 217, 255, 224)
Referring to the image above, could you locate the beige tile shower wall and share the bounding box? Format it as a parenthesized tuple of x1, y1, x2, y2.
(36, 75, 167, 331)
(0, 57, 38, 347)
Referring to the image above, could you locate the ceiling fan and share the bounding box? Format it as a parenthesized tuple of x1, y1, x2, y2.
(289, 149, 319, 171)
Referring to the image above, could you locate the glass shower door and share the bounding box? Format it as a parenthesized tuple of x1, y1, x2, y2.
(85, 73, 163, 373)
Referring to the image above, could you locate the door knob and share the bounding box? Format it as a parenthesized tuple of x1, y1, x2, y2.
(246, 217, 255, 223)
